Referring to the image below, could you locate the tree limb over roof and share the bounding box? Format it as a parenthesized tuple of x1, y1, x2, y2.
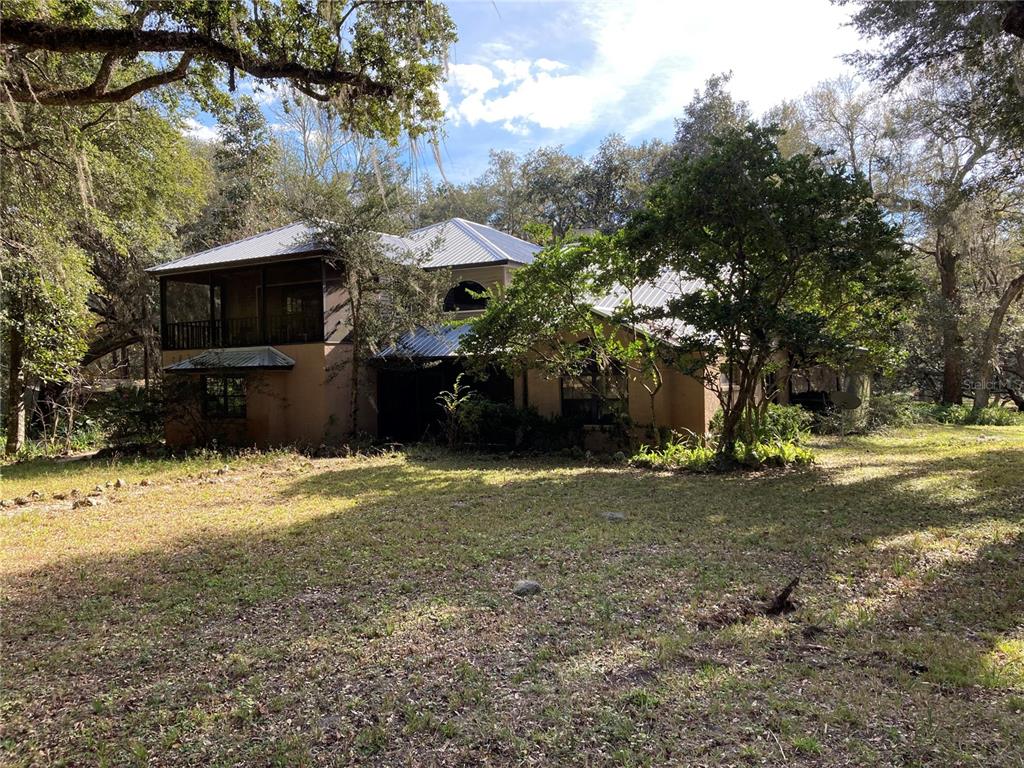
(1, 2, 456, 139)
(2, 19, 392, 105)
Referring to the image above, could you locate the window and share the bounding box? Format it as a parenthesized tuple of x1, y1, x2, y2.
(203, 375, 246, 418)
(443, 281, 488, 312)
(560, 343, 628, 425)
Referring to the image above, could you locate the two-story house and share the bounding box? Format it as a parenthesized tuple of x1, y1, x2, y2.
(149, 218, 717, 447)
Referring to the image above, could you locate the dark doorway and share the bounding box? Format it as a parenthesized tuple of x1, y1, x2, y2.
(377, 360, 513, 441)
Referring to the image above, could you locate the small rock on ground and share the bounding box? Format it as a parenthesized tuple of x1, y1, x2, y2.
(513, 580, 542, 597)
(73, 497, 103, 509)
(602, 511, 626, 522)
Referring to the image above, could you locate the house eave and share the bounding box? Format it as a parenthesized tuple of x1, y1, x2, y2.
(146, 250, 330, 278)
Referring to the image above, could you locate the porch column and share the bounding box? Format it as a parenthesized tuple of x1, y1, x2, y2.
(260, 266, 268, 344)
(159, 277, 168, 348)
(208, 273, 216, 347)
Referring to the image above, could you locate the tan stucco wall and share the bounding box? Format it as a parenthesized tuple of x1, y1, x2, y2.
(524, 369, 562, 418)
(513, 320, 717, 435)
(162, 341, 377, 448)
(448, 264, 510, 292)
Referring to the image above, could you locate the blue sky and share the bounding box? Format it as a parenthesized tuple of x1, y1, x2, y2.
(186, 0, 861, 183)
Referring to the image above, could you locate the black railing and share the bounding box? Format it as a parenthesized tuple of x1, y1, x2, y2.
(163, 313, 323, 350)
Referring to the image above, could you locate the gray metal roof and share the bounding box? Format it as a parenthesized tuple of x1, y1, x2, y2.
(148, 218, 539, 276)
(374, 323, 473, 360)
(148, 223, 324, 275)
(591, 270, 703, 343)
(410, 218, 540, 268)
(164, 346, 296, 372)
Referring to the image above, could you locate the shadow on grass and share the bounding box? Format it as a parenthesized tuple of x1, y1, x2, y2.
(3, 438, 1023, 765)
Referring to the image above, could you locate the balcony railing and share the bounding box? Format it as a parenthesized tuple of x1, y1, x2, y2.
(163, 313, 323, 350)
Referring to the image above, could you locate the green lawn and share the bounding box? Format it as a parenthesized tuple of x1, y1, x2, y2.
(2, 426, 1023, 766)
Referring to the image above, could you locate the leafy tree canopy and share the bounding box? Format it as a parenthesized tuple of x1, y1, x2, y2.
(625, 124, 918, 453)
(845, 0, 1024, 151)
(1, 0, 457, 140)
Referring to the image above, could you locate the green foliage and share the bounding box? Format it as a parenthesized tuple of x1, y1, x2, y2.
(710, 404, 813, 444)
(184, 96, 285, 251)
(1, 257, 93, 384)
(917, 403, 1024, 427)
(436, 374, 475, 449)
(454, 399, 586, 452)
(631, 431, 813, 472)
(625, 124, 917, 455)
(863, 392, 924, 432)
(825, 393, 1024, 434)
(631, 437, 718, 472)
(848, 1, 1024, 155)
(304, 172, 449, 435)
(1, 420, 106, 463)
(5, 1, 457, 142)
(88, 386, 166, 447)
(669, 72, 752, 161)
(464, 233, 667, 425)
(416, 136, 668, 239)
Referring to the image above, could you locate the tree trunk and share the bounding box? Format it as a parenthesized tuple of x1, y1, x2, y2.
(348, 280, 361, 437)
(5, 327, 26, 455)
(349, 343, 360, 437)
(972, 272, 1024, 415)
(937, 233, 963, 404)
(1005, 384, 1024, 412)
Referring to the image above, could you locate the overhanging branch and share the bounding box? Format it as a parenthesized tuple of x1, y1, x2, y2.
(2, 18, 394, 104)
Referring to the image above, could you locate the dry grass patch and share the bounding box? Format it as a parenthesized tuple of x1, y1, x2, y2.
(2, 426, 1023, 766)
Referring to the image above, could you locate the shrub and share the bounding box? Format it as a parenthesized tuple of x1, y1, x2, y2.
(735, 439, 814, 468)
(864, 392, 921, 431)
(88, 385, 165, 447)
(828, 392, 1024, 433)
(710, 403, 813, 443)
(868, 398, 1024, 428)
(918, 403, 1024, 426)
(454, 398, 586, 451)
(630, 431, 812, 472)
(631, 434, 717, 471)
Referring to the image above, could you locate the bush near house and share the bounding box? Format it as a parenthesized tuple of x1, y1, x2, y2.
(632, 404, 815, 472)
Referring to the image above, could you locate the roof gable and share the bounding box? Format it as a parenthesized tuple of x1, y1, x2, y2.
(410, 218, 540, 268)
(148, 218, 539, 276)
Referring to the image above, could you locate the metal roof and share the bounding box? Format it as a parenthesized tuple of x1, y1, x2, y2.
(374, 323, 473, 360)
(164, 346, 296, 372)
(409, 218, 540, 268)
(148, 223, 324, 275)
(148, 218, 539, 276)
(590, 270, 703, 344)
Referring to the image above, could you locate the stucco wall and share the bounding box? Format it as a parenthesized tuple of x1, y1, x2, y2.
(513, 320, 716, 435)
(448, 264, 510, 292)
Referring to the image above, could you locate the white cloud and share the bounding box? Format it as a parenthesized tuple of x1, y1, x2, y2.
(534, 58, 568, 73)
(448, 62, 500, 94)
(444, 0, 859, 138)
(183, 117, 219, 142)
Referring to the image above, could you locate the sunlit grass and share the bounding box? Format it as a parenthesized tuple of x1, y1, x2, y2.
(2, 425, 1023, 766)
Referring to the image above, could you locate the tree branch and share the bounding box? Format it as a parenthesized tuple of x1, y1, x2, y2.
(1, 18, 393, 104)
(4, 54, 194, 106)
